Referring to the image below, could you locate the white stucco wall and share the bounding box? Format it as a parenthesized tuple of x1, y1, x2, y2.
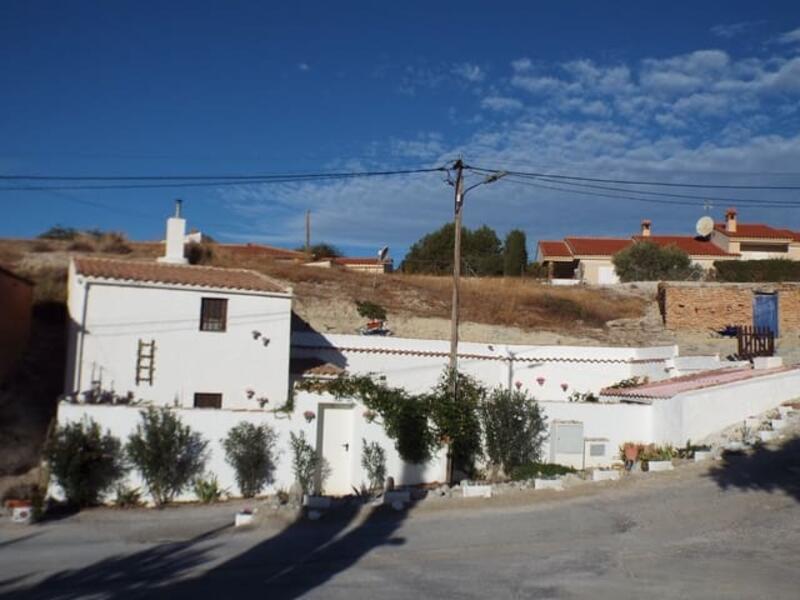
(650, 368, 800, 445)
(65, 262, 293, 410)
(56, 395, 447, 502)
(291, 332, 677, 400)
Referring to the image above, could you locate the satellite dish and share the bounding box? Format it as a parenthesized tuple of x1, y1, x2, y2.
(696, 216, 714, 238)
(377, 246, 389, 262)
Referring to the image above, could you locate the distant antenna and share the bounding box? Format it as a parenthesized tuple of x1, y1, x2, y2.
(696, 215, 714, 238)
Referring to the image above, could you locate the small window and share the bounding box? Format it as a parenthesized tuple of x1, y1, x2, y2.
(590, 444, 606, 457)
(194, 393, 222, 409)
(200, 298, 227, 332)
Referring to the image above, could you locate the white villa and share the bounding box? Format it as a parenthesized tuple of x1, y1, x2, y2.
(56, 204, 800, 500)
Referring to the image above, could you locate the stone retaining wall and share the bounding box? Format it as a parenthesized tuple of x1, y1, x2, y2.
(658, 282, 800, 332)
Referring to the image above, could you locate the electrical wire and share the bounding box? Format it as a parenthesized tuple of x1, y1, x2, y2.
(468, 165, 800, 191)
(502, 176, 800, 209)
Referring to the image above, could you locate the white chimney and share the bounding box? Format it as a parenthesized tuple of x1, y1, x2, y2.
(157, 199, 188, 264)
(641, 219, 652, 237)
(725, 208, 737, 233)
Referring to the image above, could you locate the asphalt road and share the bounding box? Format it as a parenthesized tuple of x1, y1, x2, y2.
(2, 439, 799, 600)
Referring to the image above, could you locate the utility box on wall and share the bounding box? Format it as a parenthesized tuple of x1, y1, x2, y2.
(550, 420, 584, 469)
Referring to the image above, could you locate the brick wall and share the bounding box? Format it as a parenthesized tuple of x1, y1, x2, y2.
(659, 283, 800, 333)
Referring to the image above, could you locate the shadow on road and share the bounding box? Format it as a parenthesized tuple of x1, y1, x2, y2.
(3, 477, 418, 599)
(707, 436, 800, 502)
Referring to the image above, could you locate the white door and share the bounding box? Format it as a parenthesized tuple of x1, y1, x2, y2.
(597, 265, 619, 285)
(319, 405, 354, 495)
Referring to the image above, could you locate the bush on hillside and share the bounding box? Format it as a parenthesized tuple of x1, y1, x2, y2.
(46, 418, 127, 507)
(186, 241, 214, 265)
(714, 259, 800, 282)
(222, 422, 278, 498)
(503, 229, 528, 277)
(401, 223, 504, 276)
(355, 300, 387, 321)
(126, 408, 208, 506)
(38, 225, 79, 240)
(613, 241, 702, 282)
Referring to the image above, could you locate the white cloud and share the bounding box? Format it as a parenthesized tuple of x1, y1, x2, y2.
(775, 27, 800, 44)
(710, 21, 762, 39)
(452, 62, 486, 82)
(511, 57, 533, 72)
(298, 62, 310, 71)
(481, 96, 523, 112)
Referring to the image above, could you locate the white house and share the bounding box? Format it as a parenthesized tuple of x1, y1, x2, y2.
(64, 206, 294, 411)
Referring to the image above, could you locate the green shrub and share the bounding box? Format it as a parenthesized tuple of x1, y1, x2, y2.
(186, 242, 214, 265)
(39, 225, 78, 240)
(714, 259, 800, 282)
(613, 241, 703, 282)
(481, 388, 548, 475)
(222, 422, 278, 498)
(126, 408, 208, 506)
(361, 439, 387, 492)
(193, 475, 226, 503)
(510, 462, 575, 481)
(355, 300, 387, 321)
(113, 486, 143, 508)
(290, 431, 327, 495)
(46, 418, 127, 507)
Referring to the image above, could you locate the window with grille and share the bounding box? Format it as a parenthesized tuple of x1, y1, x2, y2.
(200, 298, 228, 332)
(194, 393, 222, 409)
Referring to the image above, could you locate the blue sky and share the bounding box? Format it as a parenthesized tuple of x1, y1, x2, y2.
(2, 1, 800, 259)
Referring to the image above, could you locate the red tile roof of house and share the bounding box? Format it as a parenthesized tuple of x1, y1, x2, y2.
(564, 237, 632, 256)
(538, 240, 573, 258)
(632, 236, 738, 257)
(714, 223, 796, 240)
(601, 366, 797, 401)
(73, 257, 290, 294)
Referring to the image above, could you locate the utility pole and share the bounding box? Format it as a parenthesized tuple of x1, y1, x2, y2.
(305, 209, 311, 254)
(449, 159, 465, 373)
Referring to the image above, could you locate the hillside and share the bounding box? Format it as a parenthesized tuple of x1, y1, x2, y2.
(0, 237, 650, 344)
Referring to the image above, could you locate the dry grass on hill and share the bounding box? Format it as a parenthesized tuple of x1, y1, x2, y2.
(0, 239, 646, 333)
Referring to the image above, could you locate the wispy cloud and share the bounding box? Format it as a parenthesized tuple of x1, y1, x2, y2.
(710, 21, 763, 39)
(775, 26, 800, 45)
(298, 62, 310, 71)
(480, 95, 523, 112)
(452, 62, 485, 83)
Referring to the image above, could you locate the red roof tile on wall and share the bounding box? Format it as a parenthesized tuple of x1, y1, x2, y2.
(564, 237, 632, 256)
(73, 257, 290, 294)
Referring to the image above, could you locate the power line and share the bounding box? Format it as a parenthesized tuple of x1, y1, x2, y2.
(502, 176, 800, 209)
(469, 165, 800, 191)
(0, 166, 446, 182)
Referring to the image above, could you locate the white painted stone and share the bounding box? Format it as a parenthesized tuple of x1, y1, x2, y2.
(759, 430, 777, 442)
(383, 490, 411, 505)
(753, 356, 783, 370)
(234, 512, 254, 527)
(591, 469, 620, 482)
(693, 451, 714, 462)
(534, 478, 564, 491)
(462, 484, 493, 498)
(303, 495, 332, 509)
(771, 419, 787, 430)
(10, 505, 33, 524)
(646, 460, 674, 472)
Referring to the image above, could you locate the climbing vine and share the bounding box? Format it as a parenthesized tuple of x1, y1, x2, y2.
(297, 368, 485, 471)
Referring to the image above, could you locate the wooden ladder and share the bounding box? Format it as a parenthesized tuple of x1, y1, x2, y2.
(135, 339, 156, 385)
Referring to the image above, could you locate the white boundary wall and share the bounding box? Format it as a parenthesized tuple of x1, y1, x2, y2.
(292, 333, 678, 400)
(56, 392, 447, 503)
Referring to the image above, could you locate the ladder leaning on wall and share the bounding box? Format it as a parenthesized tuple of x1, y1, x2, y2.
(136, 339, 156, 385)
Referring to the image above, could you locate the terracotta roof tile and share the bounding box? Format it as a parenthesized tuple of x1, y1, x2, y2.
(332, 257, 391, 266)
(290, 357, 346, 377)
(632, 236, 738, 257)
(564, 237, 632, 256)
(538, 240, 573, 258)
(73, 257, 290, 294)
(714, 223, 795, 240)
